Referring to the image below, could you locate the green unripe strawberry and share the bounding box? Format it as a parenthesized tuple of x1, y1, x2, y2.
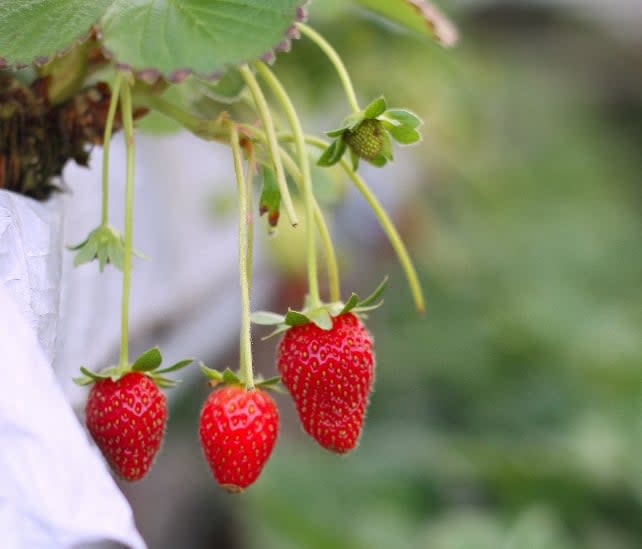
(344, 119, 385, 161)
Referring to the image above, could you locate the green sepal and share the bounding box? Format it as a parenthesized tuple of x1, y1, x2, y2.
(369, 153, 388, 167)
(68, 225, 128, 272)
(340, 293, 360, 315)
(153, 375, 179, 389)
(384, 108, 422, 129)
(200, 363, 224, 382)
(131, 347, 163, 372)
(317, 137, 347, 167)
(307, 308, 333, 330)
(357, 276, 389, 308)
(259, 166, 281, 228)
(350, 149, 360, 171)
(284, 309, 311, 326)
(364, 96, 387, 119)
(156, 358, 193, 374)
(256, 376, 285, 393)
(260, 325, 290, 340)
(222, 368, 242, 385)
(386, 124, 422, 145)
(250, 311, 286, 325)
(256, 375, 281, 387)
(72, 366, 109, 386)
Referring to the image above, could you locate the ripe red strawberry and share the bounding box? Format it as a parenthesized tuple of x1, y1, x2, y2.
(277, 312, 374, 453)
(199, 386, 279, 493)
(85, 372, 167, 481)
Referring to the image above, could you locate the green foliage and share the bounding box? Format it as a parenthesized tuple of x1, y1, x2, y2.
(100, 0, 303, 79)
(0, 0, 110, 65)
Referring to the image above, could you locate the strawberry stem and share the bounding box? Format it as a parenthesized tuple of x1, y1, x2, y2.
(254, 62, 321, 308)
(239, 65, 299, 228)
(236, 123, 341, 303)
(296, 23, 361, 115)
(119, 76, 135, 368)
(230, 124, 255, 390)
(100, 73, 122, 226)
(277, 146, 341, 303)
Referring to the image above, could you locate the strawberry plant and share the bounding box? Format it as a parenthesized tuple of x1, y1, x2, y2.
(0, 0, 457, 491)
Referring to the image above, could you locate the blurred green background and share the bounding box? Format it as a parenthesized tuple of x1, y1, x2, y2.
(125, 2, 642, 548)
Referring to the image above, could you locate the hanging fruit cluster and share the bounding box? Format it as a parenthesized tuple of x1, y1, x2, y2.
(1, 2, 457, 493)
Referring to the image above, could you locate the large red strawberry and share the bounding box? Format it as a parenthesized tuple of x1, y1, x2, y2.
(199, 385, 279, 493)
(277, 312, 375, 453)
(85, 372, 167, 481)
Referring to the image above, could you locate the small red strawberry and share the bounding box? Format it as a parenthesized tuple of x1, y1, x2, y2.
(85, 372, 167, 481)
(199, 385, 279, 493)
(277, 312, 375, 453)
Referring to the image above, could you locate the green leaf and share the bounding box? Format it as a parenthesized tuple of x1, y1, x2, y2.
(156, 359, 193, 374)
(259, 166, 281, 228)
(364, 96, 387, 119)
(251, 311, 286, 325)
(385, 108, 422, 129)
(188, 69, 246, 104)
(340, 294, 360, 315)
(387, 124, 421, 145)
(100, 0, 304, 80)
(353, 0, 458, 47)
(284, 309, 310, 326)
(358, 276, 389, 308)
(308, 308, 333, 330)
(0, 1, 111, 66)
(131, 347, 163, 372)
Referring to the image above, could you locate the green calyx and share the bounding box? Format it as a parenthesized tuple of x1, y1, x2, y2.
(318, 96, 422, 170)
(251, 277, 388, 337)
(200, 363, 283, 392)
(73, 346, 193, 388)
(68, 225, 126, 272)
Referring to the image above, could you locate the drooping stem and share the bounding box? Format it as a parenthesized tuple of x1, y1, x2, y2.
(291, 134, 425, 313)
(239, 65, 298, 228)
(296, 23, 361, 114)
(254, 61, 321, 308)
(244, 142, 256, 290)
(119, 77, 136, 368)
(277, 147, 341, 303)
(230, 124, 254, 390)
(237, 122, 341, 303)
(101, 73, 122, 225)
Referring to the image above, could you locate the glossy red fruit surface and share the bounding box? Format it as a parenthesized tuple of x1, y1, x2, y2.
(199, 386, 279, 492)
(277, 312, 375, 453)
(85, 372, 167, 481)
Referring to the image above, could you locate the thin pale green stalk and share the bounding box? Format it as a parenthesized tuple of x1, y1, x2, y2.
(237, 123, 341, 303)
(244, 143, 256, 290)
(278, 147, 341, 303)
(119, 78, 135, 368)
(296, 23, 360, 114)
(101, 73, 122, 225)
(239, 65, 298, 227)
(230, 124, 254, 390)
(254, 61, 320, 307)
